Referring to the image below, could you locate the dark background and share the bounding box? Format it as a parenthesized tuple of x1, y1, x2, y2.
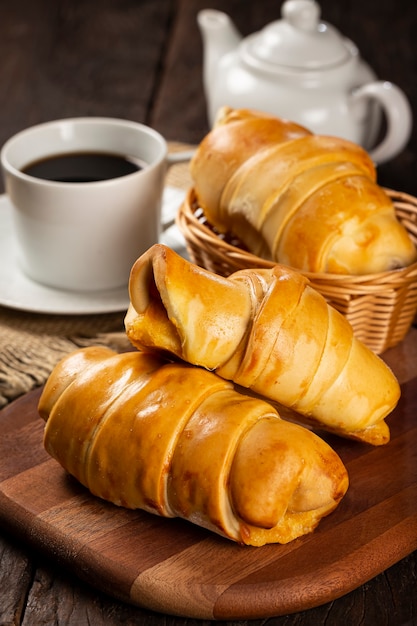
(0, 0, 416, 196)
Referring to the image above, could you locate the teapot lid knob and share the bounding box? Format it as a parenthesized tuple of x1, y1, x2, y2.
(240, 0, 353, 72)
(282, 0, 320, 32)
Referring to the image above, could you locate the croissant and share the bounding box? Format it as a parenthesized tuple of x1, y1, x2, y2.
(190, 107, 416, 274)
(125, 244, 400, 446)
(38, 345, 349, 546)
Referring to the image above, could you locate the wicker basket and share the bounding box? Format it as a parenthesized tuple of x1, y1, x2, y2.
(176, 187, 417, 354)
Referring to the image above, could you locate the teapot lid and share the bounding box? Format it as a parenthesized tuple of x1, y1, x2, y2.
(241, 0, 353, 73)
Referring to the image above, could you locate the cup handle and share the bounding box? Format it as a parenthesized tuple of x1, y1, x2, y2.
(350, 81, 413, 164)
(167, 149, 196, 165)
(161, 149, 195, 232)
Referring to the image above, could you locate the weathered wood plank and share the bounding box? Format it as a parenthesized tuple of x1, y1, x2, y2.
(0, 0, 173, 193)
(0, 534, 33, 625)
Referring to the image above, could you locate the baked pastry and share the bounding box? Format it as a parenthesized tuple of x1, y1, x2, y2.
(38, 346, 349, 546)
(190, 107, 416, 274)
(125, 244, 400, 446)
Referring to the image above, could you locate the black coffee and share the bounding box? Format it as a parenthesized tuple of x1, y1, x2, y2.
(22, 152, 143, 183)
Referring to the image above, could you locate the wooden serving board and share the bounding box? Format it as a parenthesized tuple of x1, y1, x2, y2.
(1, 336, 417, 620)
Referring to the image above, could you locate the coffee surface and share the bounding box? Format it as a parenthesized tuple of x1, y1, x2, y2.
(22, 152, 143, 183)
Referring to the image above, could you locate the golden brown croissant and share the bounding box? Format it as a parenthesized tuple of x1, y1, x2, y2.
(125, 244, 400, 446)
(190, 107, 416, 274)
(38, 345, 349, 546)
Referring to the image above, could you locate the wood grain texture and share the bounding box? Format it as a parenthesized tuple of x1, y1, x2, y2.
(0, 333, 416, 620)
(0, 0, 174, 194)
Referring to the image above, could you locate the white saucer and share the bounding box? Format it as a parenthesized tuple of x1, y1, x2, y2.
(0, 186, 187, 315)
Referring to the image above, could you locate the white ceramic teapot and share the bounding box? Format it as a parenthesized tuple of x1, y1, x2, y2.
(198, 0, 412, 163)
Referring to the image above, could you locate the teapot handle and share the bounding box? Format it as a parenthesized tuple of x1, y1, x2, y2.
(350, 81, 412, 164)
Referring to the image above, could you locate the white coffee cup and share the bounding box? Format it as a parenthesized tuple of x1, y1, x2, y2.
(0, 117, 192, 292)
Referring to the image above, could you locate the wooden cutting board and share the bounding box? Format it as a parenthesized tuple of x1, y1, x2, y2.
(0, 339, 417, 620)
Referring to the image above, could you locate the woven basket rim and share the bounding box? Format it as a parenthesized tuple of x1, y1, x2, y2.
(177, 187, 417, 286)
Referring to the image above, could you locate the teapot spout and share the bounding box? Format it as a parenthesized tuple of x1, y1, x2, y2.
(197, 10, 242, 102)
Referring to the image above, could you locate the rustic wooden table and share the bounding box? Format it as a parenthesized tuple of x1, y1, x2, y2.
(0, 1, 416, 624)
